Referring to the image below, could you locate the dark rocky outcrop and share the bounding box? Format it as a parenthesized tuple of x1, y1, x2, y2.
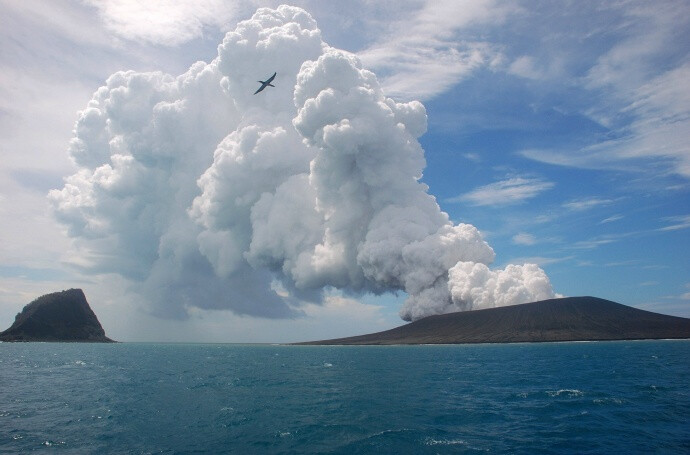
(0, 289, 114, 342)
(298, 296, 690, 345)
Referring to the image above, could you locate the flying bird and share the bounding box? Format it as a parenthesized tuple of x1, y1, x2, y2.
(254, 72, 276, 94)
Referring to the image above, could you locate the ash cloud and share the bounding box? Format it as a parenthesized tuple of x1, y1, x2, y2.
(49, 5, 555, 320)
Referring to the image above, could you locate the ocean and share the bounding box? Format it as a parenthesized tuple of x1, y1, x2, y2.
(1, 341, 688, 454)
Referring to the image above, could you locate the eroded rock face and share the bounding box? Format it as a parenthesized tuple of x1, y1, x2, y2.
(0, 289, 113, 342)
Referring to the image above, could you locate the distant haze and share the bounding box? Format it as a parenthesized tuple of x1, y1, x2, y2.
(49, 5, 555, 321)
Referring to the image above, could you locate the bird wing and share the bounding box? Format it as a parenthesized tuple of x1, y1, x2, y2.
(266, 72, 276, 84)
(253, 85, 265, 95)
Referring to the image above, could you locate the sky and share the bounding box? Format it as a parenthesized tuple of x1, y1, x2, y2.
(0, 0, 688, 343)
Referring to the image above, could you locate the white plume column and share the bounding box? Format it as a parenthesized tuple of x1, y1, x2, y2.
(50, 5, 555, 320)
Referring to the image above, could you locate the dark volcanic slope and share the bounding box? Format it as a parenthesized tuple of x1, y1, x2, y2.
(0, 289, 113, 342)
(299, 297, 690, 345)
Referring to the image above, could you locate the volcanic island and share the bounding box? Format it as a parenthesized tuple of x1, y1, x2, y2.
(0, 288, 114, 342)
(298, 296, 690, 345)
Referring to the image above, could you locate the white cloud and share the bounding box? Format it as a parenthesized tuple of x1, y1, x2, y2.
(357, 0, 510, 100)
(506, 256, 573, 267)
(600, 214, 624, 224)
(49, 5, 555, 322)
(518, 147, 637, 173)
(82, 0, 242, 46)
(4, 1, 690, 336)
(302, 294, 386, 323)
(512, 232, 536, 245)
(658, 215, 690, 232)
(562, 197, 614, 211)
(589, 63, 690, 178)
(572, 232, 635, 250)
(463, 152, 481, 162)
(573, 239, 615, 249)
(442, 262, 555, 314)
(508, 55, 542, 80)
(521, 3, 690, 179)
(605, 260, 640, 267)
(449, 177, 554, 206)
(2, 1, 114, 51)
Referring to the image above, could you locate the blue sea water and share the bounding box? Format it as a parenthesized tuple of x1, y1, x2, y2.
(1, 341, 688, 454)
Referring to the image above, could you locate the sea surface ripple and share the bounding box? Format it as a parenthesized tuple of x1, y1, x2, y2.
(1, 340, 688, 454)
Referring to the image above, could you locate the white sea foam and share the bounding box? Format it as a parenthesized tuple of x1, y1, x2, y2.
(593, 397, 624, 405)
(425, 438, 468, 446)
(43, 440, 65, 447)
(367, 428, 413, 439)
(425, 437, 489, 452)
(547, 389, 584, 398)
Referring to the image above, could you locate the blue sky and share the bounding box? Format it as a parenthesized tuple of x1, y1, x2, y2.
(421, 67, 690, 310)
(0, 1, 688, 342)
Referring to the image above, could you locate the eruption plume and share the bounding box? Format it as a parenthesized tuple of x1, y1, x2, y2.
(49, 5, 555, 320)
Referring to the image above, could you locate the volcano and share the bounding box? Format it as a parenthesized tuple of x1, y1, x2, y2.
(298, 297, 690, 345)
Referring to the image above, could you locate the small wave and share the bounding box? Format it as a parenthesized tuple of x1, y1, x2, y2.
(323, 362, 333, 368)
(547, 389, 584, 398)
(43, 440, 66, 447)
(367, 428, 413, 439)
(425, 438, 468, 446)
(593, 397, 624, 405)
(74, 360, 86, 366)
(425, 437, 489, 452)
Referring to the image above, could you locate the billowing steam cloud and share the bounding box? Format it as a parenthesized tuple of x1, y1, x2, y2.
(49, 5, 555, 321)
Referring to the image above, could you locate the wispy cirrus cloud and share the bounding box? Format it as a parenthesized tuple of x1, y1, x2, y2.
(82, 0, 242, 46)
(506, 256, 573, 267)
(657, 215, 690, 232)
(518, 147, 639, 173)
(519, 3, 690, 179)
(604, 260, 641, 267)
(83, 0, 515, 100)
(573, 238, 618, 250)
(357, 0, 512, 100)
(448, 176, 554, 206)
(571, 231, 638, 250)
(600, 214, 624, 224)
(562, 197, 615, 211)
